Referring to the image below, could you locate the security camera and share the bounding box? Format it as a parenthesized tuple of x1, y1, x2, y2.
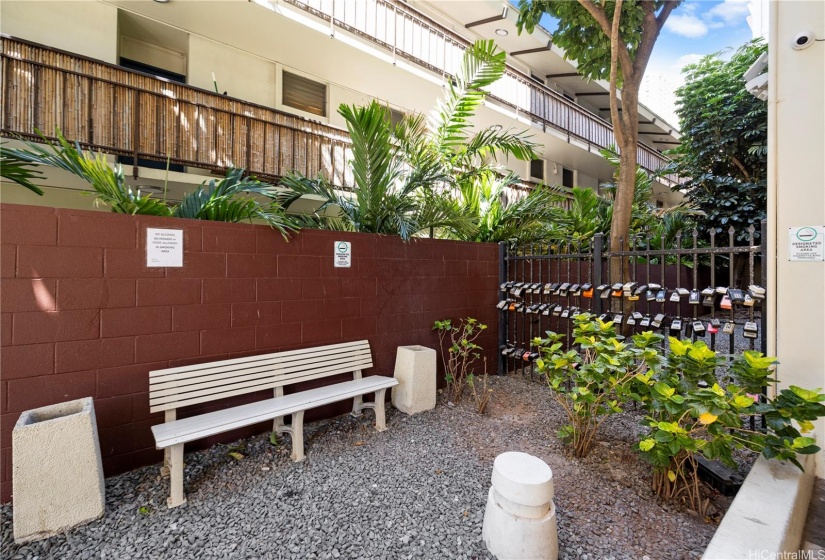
(791, 31, 815, 50)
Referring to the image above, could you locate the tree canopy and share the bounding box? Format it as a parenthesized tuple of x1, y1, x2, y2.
(669, 39, 768, 243)
(517, 0, 680, 272)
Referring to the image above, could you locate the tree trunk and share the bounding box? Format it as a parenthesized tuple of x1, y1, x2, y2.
(608, 82, 641, 316)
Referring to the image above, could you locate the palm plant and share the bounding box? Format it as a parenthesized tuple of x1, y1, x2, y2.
(415, 40, 548, 242)
(277, 102, 474, 240)
(276, 40, 544, 242)
(2, 130, 295, 235)
(546, 146, 701, 247)
(452, 173, 563, 243)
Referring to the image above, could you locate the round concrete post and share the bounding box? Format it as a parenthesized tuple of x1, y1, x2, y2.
(482, 451, 558, 560)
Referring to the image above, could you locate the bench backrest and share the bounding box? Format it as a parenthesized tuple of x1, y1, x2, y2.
(149, 340, 373, 414)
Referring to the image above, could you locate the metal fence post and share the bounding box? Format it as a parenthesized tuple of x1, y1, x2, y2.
(593, 233, 603, 316)
(498, 241, 507, 376)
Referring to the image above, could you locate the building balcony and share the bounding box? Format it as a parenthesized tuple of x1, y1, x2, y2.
(277, 0, 680, 186)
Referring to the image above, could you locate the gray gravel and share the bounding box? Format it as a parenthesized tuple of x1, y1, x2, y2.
(1, 375, 730, 560)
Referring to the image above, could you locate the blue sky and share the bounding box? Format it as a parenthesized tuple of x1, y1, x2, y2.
(646, 0, 758, 123)
(650, 0, 756, 75)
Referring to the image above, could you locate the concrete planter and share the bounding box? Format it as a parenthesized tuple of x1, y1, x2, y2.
(13, 397, 105, 544)
(391, 345, 437, 415)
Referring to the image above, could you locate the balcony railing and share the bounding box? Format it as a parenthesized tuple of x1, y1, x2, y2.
(1, 37, 356, 188)
(283, 0, 679, 185)
(1, 36, 573, 206)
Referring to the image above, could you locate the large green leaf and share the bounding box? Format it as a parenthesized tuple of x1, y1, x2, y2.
(0, 146, 45, 195)
(2, 130, 171, 216)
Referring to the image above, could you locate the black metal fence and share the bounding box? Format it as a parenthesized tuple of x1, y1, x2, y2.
(497, 222, 767, 377)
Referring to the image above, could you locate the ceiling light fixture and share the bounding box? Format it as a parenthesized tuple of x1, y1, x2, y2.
(495, 28, 508, 36)
(153, 0, 170, 3)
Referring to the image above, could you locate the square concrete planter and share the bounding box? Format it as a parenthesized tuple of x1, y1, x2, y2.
(13, 397, 105, 544)
(391, 345, 437, 415)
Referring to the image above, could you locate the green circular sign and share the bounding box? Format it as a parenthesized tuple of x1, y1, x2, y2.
(795, 227, 818, 242)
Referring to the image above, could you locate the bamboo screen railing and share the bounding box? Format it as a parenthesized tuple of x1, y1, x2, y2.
(0, 37, 355, 187)
(0, 35, 571, 206)
(284, 0, 679, 185)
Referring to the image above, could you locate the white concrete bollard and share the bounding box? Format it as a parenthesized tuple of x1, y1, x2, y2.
(13, 397, 105, 543)
(482, 451, 558, 560)
(391, 345, 436, 415)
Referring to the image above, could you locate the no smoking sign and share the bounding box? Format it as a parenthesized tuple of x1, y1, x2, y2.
(334, 241, 352, 268)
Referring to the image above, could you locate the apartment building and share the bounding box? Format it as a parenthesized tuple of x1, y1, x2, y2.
(0, 0, 683, 210)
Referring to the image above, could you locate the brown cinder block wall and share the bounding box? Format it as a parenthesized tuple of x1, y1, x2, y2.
(0, 203, 499, 503)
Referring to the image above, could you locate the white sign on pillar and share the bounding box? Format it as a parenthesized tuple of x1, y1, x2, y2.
(146, 228, 184, 267)
(334, 241, 352, 268)
(788, 226, 825, 262)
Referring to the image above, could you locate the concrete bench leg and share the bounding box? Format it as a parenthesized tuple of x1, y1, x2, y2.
(373, 388, 388, 431)
(290, 411, 305, 462)
(350, 395, 364, 417)
(161, 447, 171, 477)
(161, 410, 176, 477)
(167, 443, 187, 509)
(359, 389, 388, 431)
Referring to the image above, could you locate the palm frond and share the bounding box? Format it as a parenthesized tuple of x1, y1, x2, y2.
(174, 168, 296, 235)
(0, 146, 45, 195)
(429, 40, 507, 154)
(457, 127, 540, 166)
(2, 130, 171, 215)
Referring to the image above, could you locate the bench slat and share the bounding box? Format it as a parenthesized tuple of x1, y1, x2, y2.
(148, 340, 376, 413)
(151, 376, 398, 448)
(149, 356, 374, 411)
(149, 348, 372, 390)
(150, 340, 370, 379)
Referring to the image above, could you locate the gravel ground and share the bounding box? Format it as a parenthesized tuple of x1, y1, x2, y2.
(1, 374, 736, 560)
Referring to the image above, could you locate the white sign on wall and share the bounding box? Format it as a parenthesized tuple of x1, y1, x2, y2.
(788, 226, 825, 261)
(146, 228, 184, 267)
(334, 241, 352, 268)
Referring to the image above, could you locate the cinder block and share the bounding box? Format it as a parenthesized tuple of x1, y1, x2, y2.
(13, 397, 105, 544)
(391, 345, 436, 415)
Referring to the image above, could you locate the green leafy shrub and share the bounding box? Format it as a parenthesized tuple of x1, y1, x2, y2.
(533, 313, 663, 457)
(534, 316, 825, 515)
(432, 318, 491, 412)
(633, 338, 824, 514)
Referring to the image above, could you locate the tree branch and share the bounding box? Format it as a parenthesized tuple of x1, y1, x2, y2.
(578, 0, 635, 78)
(633, 0, 678, 80)
(729, 154, 751, 182)
(609, 0, 624, 139)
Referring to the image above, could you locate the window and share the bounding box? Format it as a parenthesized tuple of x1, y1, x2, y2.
(389, 108, 405, 128)
(562, 168, 574, 188)
(282, 71, 327, 117)
(530, 159, 545, 181)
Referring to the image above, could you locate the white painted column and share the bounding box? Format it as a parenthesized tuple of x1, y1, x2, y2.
(768, 0, 825, 477)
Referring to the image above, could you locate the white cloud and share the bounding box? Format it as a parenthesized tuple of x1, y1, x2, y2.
(676, 53, 704, 68)
(665, 13, 709, 38)
(706, 0, 751, 25)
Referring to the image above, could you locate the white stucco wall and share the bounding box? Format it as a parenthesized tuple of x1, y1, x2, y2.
(0, 0, 118, 63)
(188, 35, 276, 108)
(769, 0, 825, 477)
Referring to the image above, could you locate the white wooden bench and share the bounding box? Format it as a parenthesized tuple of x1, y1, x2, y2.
(149, 340, 397, 508)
